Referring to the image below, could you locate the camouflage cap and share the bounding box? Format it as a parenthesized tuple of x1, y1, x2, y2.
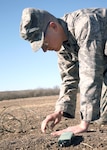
(20, 8, 57, 51)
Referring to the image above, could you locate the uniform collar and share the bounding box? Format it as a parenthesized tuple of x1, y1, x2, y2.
(57, 18, 79, 59)
(57, 18, 69, 38)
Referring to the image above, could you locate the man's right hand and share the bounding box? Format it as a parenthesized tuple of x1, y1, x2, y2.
(41, 111, 63, 133)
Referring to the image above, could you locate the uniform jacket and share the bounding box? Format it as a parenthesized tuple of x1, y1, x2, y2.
(55, 8, 107, 121)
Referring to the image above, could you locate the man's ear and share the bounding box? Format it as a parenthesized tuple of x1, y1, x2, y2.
(49, 22, 57, 30)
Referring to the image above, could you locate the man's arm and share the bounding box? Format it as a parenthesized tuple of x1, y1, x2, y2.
(75, 13, 104, 121)
(55, 47, 79, 118)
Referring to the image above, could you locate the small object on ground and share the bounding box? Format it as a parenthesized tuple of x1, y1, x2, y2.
(58, 131, 74, 147)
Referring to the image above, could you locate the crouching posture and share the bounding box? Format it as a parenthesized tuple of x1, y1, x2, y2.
(20, 7, 107, 136)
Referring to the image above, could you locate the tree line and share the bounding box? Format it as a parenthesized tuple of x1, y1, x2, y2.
(0, 86, 60, 101)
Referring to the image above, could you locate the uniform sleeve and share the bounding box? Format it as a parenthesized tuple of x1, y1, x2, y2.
(75, 14, 104, 121)
(55, 46, 79, 118)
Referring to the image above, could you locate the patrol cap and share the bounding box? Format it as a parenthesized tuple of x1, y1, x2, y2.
(20, 8, 58, 51)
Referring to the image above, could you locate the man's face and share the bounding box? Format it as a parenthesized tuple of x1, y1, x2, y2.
(42, 22, 63, 52)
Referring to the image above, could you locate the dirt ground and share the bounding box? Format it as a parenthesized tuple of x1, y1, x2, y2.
(0, 94, 107, 150)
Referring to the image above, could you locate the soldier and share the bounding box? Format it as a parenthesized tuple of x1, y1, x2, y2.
(20, 8, 107, 136)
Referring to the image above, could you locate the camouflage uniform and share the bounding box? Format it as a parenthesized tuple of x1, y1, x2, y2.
(55, 8, 107, 122)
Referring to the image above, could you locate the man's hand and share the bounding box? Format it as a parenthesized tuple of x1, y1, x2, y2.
(41, 111, 63, 133)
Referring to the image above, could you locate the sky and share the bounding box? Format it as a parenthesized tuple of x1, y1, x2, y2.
(0, 0, 106, 91)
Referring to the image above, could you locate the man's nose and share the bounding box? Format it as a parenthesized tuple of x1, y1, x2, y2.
(42, 42, 48, 52)
(42, 46, 47, 52)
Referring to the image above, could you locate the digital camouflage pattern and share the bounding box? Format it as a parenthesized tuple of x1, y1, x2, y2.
(55, 8, 107, 122)
(98, 83, 107, 124)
